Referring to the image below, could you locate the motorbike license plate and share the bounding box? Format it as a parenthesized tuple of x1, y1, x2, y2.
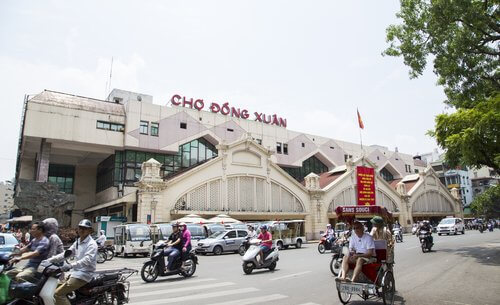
(339, 283, 363, 294)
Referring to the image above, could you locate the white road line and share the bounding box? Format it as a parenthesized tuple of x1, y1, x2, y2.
(128, 287, 260, 305)
(129, 281, 235, 298)
(269, 271, 312, 281)
(129, 278, 216, 288)
(206, 294, 288, 305)
(297, 303, 321, 305)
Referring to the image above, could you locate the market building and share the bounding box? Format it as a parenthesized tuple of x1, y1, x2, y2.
(15, 89, 463, 237)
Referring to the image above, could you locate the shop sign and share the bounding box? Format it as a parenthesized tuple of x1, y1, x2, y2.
(357, 166, 375, 206)
(170, 94, 287, 128)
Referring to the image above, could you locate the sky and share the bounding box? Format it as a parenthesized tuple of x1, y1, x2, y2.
(0, 0, 448, 182)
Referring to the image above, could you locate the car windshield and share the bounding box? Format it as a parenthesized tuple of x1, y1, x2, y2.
(440, 219, 455, 225)
(159, 225, 172, 237)
(128, 225, 151, 241)
(209, 231, 226, 239)
(1, 234, 18, 245)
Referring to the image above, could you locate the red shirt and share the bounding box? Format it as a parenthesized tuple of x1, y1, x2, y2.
(258, 231, 272, 248)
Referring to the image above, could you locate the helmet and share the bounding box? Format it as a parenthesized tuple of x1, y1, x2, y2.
(78, 219, 92, 228)
(100, 230, 105, 235)
(0, 253, 10, 265)
(327, 224, 331, 227)
(172, 222, 179, 228)
(179, 222, 187, 227)
(370, 216, 385, 225)
(260, 225, 268, 231)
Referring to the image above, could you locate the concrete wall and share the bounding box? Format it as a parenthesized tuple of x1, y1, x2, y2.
(19, 157, 36, 180)
(71, 164, 97, 226)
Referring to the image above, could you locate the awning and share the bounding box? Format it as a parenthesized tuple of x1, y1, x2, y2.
(84, 192, 136, 213)
(7, 215, 33, 222)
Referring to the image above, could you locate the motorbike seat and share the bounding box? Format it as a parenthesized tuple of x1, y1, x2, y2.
(82, 273, 120, 288)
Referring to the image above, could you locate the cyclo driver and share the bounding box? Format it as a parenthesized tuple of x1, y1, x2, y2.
(340, 220, 376, 282)
(46, 219, 97, 305)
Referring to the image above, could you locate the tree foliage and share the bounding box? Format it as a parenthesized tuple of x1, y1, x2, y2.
(385, 0, 500, 171)
(385, 0, 500, 108)
(470, 184, 500, 218)
(428, 94, 500, 171)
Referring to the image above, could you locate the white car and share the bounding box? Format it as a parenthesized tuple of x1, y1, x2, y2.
(437, 217, 465, 235)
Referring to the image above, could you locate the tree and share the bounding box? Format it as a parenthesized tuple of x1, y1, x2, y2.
(384, 0, 499, 108)
(385, 0, 499, 171)
(428, 94, 500, 171)
(470, 185, 500, 218)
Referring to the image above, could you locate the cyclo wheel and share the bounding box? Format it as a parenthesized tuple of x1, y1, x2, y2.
(97, 250, 107, 264)
(330, 256, 341, 276)
(381, 270, 395, 305)
(337, 289, 352, 304)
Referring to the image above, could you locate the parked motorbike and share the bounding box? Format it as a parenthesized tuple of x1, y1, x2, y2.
(479, 224, 484, 233)
(418, 230, 433, 253)
(242, 239, 279, 274)
(318, 236, 335, 254)
(393, 227, 403, 243)
(329, 240, 348, 276)
(488, 223, 494, 232)
(6, 250, 135, 305)
(141, 241, 198, 282)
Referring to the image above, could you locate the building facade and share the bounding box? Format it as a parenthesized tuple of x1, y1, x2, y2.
(0, 181, 15, 223)
(15, 89, 463, 235)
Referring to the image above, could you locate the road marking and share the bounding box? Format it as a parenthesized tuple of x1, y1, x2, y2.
(206, 294, 288, 305)
(297, 303, 321, 305)
(269, 271, 312, 281)
(129, 281, 235, 298)
(128, 287, 260, 305)
(129, 277, 216, 287)
(443, 301, 472, 305)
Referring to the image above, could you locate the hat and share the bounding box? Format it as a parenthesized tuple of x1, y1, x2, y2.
(370, 216, 385, 225)
(78, 219, 92, 228)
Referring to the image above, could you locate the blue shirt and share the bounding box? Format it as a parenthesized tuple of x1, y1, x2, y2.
(26, 236, 50, 268)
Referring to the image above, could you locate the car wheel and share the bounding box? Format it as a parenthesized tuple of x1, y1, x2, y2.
(454, 229, 458, 235)
(438, 233, 441, 236)
(276, 241, 284, 250)
(295, 239, 302, 248)
(213, 246, 223, 255)
(462, 229, 465, 234)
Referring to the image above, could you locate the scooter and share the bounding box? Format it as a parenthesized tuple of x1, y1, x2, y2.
(141, 241, 198, 282)
(393, 227, 403, 243)
(418, 231, 433, 253)
(239, 236, 251, 256)
(6, 250, 135, 305)
(242, 239, 279, 274)
(330, 240, 349, 276)
(318, 236, 336, 254)
(488, 223, 494, 232)
(479, 224, 484, 233)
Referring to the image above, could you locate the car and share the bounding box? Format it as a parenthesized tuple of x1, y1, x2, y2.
(195, 229, 248, 255)
(203, 224, 226, 237)
(0, 233, 20, 253)
(186, 224, 206, 246)
(223, 223, 248, 230)
(437, 217, 465, 235)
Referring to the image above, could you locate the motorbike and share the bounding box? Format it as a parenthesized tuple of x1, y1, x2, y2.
(141, 241, 198, 283)
(488, 223, 493, 232)
(97, 246, 108, 264)
(238, 236, 252, 256)
(418, 230, 433, 253)
(242, 239, 279, 274)
(318, 236, 335, 254)
(393, 227, 403, 243)
(103, 245, 115, 261)
(479, 224, 484, 233)
(329, 240, 348, 276)
(5, 250, 136, 305)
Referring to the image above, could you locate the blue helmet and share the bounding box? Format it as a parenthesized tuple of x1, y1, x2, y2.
(260, 225, 268, 231)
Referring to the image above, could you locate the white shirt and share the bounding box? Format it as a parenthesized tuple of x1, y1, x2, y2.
(50, 235, 97, 282)
(96, 234, 107, 246)
(349, 232, 375, 254)
(247, 230, 257, 239)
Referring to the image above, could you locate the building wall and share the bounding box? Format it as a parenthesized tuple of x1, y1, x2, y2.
(19, 157, 36, 180)
(71, 165, 97, 225)
(0, 182, 15, 222)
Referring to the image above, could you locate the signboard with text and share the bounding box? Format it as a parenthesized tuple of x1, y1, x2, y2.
(357, 166, 375, 206)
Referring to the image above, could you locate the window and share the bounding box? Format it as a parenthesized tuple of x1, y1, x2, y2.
(380, 167, 394, 182)
(283, 143, 288, 155)
(97, 121, 124, 132)
(48, 164, 75, 194)
(377, 156, 380, 160)
(281, 155, 328, 182)
(237, 230, 248, 237)
(151, 122, 159, 136)
(140, 121, 149, 134)
(330, 146, 335, 150)
(276, 142, 282, 154)
(344, 154, 352, 162)
(256, 139, 262, 145)
(414, 169, 419, 173)
(180, 122, 187, 129)
(227, 128, 234, 132)
(225, 231, 237, 239)
(405, 164, 411, 173)
(301, 143, 305, 148)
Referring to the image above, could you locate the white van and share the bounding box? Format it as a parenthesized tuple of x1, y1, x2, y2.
(437, 217, 465, 235)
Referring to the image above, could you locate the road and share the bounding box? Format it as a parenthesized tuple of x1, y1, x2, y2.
(98, 230, 500, 305)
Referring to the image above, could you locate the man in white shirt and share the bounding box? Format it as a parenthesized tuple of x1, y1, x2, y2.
(47, 219, 97, 305)
(96, 230, 107, 246)
(340, 221, 376, 282)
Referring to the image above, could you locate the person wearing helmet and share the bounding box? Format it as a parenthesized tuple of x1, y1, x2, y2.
(247, 224, 257, 239)
(7, 221, 50, 283)
(323, 224, 335, 245)
(256, 225, 273, 265)
(416, 220, 433, 245)
(179, 223, 191, 260)
(95, 230, 107, 247)
(47, 219, 97, 305)
(164, 223, 183, 272)
(370, 216, 394, 263)
(43, 218, 64, 259)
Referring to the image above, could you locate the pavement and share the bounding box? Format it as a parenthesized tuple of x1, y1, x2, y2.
(98, 230, 500, 305)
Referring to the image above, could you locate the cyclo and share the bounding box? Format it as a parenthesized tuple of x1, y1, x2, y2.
(334, 205, 396, 305)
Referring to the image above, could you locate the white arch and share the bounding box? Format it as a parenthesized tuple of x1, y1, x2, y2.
(412, 190, 455, 213)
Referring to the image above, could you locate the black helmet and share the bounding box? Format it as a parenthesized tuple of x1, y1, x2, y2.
(78, 219, 92, 228)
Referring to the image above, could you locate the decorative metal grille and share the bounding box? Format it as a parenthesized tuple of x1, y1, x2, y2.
(227, 177, 238, 211)
(209, 180, 220, 211)
(281, 188, 294, 212)
(256, 178, 266, 212)
(413, 191, 453, 213)
(377, 190, 398, 212)
(239, 177, 254, 211)
(174, 194, 187, 210)
(188, 184, 207, 211)
(328, 187, 355, 212)
(271, 183, 281, 212)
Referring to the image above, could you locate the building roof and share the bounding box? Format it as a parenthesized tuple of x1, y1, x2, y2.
(389, 177, 419, 193)
(318, 171, 346, 189)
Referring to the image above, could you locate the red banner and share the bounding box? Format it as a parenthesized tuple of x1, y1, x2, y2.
(357, 166, 375, 206)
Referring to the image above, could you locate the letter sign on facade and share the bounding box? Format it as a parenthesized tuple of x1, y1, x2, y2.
(356, 166, 375, 206)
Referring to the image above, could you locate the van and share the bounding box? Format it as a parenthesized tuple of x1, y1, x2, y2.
(437, 217, 465, 235)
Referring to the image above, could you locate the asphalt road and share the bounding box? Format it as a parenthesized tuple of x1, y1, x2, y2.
(98, 229, 500, 305)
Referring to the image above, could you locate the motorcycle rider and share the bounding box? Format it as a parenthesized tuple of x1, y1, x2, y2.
(7, 222, 50, 283)
(180, 222, 191, 256)
(164, 223, 183, 272)
(323, 224, 335, 245)
(416, 220, 433, 245)
(257, 225, 273, 266)
(247, 225, 257, 239)
(46, 219, 97, 305)
(95, 229, 107, 247)
(43, 218, 64, 259)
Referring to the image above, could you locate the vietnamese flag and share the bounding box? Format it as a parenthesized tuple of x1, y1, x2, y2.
(357, 109, 364, 129)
